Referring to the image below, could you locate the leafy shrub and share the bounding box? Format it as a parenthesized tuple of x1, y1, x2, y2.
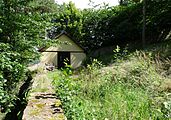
(0, 0, 54, 114)
(52, 69, 80, 120)
(0, 46, 26, 112)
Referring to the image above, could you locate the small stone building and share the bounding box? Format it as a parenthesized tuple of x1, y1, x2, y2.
(39, 31, 86, 69)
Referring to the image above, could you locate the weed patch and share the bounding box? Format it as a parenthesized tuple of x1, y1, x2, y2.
(51, 52, 171, 119)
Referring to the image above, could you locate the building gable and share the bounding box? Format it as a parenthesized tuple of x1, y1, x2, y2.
(43, 34, 84, 52)
(57, 34, 84, 51)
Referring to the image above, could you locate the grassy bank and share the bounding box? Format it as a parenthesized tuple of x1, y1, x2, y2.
(50, 43, 171, 120)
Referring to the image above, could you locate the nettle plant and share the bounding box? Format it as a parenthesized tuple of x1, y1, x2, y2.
(87, 59, 103, 72)
(113, 45, 130, 62)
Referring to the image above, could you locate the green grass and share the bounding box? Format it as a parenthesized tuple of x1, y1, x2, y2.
(50, 42, 171, 120)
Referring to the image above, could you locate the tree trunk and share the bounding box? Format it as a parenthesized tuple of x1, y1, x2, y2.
(119, 0, 124, 5)
(142, 0, 146, 48)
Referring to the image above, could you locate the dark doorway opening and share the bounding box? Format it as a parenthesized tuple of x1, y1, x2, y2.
(58, 52, 70, 69)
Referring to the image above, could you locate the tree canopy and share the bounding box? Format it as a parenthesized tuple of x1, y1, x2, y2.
(47, 0, 170, 50)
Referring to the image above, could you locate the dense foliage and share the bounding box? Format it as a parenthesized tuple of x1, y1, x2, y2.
(47, 1, 83, 43)
(0, 0, 55, 113)
(46, 0, 170, 50)
(81, 0, 171, 49)
(51, 46, 171, 119)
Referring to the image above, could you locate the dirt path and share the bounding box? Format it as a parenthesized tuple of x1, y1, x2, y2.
(22, 72, 65, 120)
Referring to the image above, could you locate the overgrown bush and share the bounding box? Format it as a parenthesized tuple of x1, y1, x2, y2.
(52, 52, 170, 119)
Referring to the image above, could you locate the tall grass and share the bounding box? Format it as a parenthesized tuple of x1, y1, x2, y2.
(50, 50, 171, 120)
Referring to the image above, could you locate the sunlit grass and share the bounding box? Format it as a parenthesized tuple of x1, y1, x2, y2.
(51, 49, 171, 120)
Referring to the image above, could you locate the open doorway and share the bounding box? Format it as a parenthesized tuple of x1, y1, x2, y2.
(58, 52, 70, 69)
